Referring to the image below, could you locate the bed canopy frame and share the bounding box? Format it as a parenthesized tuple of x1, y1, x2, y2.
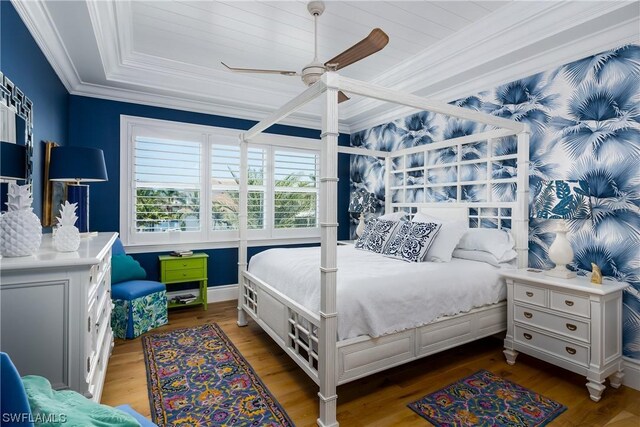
(236, 72, 530, 427)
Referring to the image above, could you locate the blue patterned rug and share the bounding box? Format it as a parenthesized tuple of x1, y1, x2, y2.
(143, 323, 294, 426)
(408, 369, 566, 427)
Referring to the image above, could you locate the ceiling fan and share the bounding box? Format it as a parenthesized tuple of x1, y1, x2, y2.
(221, 1, 389, 103)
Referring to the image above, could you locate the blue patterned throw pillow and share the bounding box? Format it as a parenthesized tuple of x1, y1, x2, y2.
(383, 221, 441, 262)
(355, 219, 400, 253)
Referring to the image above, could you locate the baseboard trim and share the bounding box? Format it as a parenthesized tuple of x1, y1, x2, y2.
(623, 357, 640, 391)
(207, 284, 238, 303)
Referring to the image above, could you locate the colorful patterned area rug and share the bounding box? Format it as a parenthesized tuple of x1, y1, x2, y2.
(408, 369, 566, 427)
(142, 323, 294, 426)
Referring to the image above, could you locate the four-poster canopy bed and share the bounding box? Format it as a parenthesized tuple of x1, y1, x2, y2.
(236, 72, 530, 427)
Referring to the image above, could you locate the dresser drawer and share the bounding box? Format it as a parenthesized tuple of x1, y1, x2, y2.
(164, 268, 205, 282)
(515, 325, 589, 367)
(163, 258, 205, 271)
(550, 290, 590, 318)
(514, 283, 547, 307)
(514, 305, 590, 343)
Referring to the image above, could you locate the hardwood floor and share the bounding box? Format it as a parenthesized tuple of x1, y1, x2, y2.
(102, 301, 640, 426)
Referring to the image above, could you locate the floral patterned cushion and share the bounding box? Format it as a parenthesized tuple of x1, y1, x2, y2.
(383, 221, 441, 262)
(354, 219, 400, 253)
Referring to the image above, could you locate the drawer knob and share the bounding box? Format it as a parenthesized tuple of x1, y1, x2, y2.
(526, 291, 534, 297)
(566, 347, 576, 355)
(565, 300, 574, 306)
(182, 263, 188, 267)
(183, 273, 187, 277)
(524, 312, 533, 319)
(566, 323, 577, 331)
(523, 333, 532, 340)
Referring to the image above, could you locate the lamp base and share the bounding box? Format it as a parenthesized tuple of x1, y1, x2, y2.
(67, 184, 89, 233)
(355, 214, 365, 237)
(545, 267, 577, 279)
(546, 222, 576, 279)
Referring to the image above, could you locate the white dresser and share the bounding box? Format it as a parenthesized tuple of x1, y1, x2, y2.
(501, 269, 629, 402)
(0, 232, 117, 402)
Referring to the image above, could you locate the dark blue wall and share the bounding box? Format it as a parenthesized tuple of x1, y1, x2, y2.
(1, 1, 69, 218)
(68, 95, 351, 286)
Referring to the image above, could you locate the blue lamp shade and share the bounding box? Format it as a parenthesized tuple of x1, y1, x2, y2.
(48, 147, 108, 233)
(48, 147, 108, 182)
(349, 190, 376, 214)
(531, 180, 592, 220)
(0, 141, 27, 179)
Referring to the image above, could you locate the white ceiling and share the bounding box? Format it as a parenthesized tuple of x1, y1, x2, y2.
(12, 1, 640, 133)
(128, 1, 503, 84)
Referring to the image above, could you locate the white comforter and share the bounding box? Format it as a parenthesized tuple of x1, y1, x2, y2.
(248, 246, 507, 340)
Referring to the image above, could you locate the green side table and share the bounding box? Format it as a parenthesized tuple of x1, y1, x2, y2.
(159, 253, 208, 310)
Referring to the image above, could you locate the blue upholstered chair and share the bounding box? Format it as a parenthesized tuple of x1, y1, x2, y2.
(0, 352, 157, 427)
(111, 239, 168, 339)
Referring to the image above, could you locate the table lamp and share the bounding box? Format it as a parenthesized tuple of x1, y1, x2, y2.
(531, 180, 591, 279)
(349, 189, 376, 237)
(48, 147, 108, 234)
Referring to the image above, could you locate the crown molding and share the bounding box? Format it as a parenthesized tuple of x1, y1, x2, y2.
(69, 81, 350, 133)
(9, 0, 81, 92)
(346, 2, 640, 132)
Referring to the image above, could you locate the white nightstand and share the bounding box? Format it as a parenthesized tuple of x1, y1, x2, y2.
(501, 269, 629, 402)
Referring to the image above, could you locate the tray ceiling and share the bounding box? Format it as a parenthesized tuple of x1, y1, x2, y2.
(12, 1, 640, 132)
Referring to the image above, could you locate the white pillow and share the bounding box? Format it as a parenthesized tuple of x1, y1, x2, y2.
(413, 212, 467, 262)
(452, 248, 517, 268)
(457, 228, 516, 262)
(379, 211, 407, 221)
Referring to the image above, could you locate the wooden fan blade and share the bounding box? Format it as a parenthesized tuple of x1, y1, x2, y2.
(338, 91, 350, 103)
(221, 62, 298, 76)
(324, 28, 389, 71)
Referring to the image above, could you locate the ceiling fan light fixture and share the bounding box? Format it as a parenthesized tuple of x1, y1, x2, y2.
(301, 62, 326, 86)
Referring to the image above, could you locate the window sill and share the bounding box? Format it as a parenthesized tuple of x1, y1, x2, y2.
(123, 236, 321, 254)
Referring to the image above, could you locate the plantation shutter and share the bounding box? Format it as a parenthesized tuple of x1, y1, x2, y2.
(273, 149, 319, 229)
(211, 145, 266, 231)
(134, 137, 201, 233)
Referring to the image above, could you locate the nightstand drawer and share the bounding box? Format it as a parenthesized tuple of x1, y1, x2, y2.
(514, 305, 590, 343)
(515, 326, 589, 367)
(164, 268, 205, 282)
(514, 283, 547, 307)
(550, 290, 590, 318)
(162, 258, 205, 271)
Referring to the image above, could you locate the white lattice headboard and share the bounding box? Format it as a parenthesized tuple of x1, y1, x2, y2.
(384, 132, 529, 268)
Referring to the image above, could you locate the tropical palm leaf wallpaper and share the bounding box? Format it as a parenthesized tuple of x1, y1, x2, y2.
(350, 44, 640, 359)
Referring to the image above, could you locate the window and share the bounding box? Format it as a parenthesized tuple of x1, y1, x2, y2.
(211, 145, 266, 231)
(120, 116, 320, 247)
(274, 149, 318, 229)
(134, 137, 201, 234)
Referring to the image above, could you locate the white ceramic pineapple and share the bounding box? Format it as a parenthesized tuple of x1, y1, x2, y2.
(54, 201, 80, 252)
(0, 184, 42, 257)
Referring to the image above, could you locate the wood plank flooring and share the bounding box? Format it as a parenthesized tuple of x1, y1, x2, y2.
(102, 301, 640, 426)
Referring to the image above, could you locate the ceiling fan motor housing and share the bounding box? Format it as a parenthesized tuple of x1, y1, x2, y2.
(301, 62, 326, 86)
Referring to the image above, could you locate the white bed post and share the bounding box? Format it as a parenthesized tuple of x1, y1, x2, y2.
(317, 72, 339, 427)
(515, 127, 530, 269)
(384, 156, 392, 214)
(237, 133, 249, 327)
